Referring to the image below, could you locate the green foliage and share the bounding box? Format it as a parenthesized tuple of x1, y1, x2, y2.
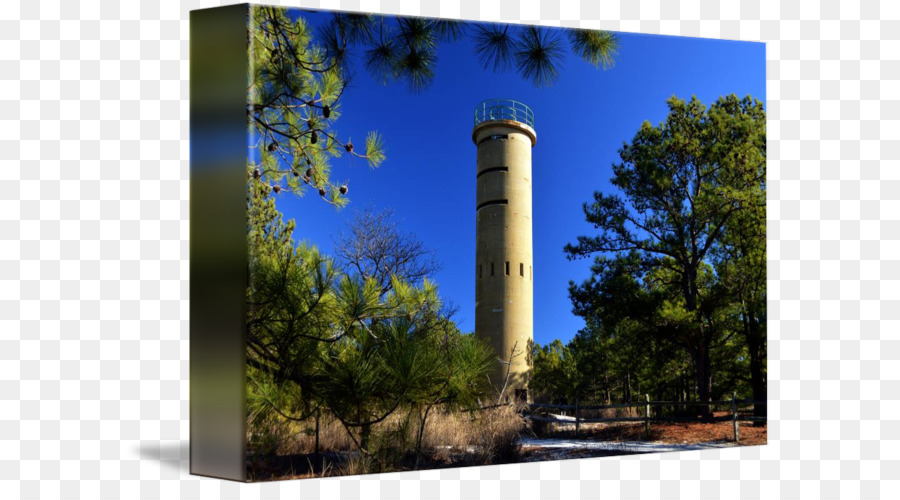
(530, 340, 578, 404)
(246, 7, 620, 217)
(317, 13, 618, 90)
(246, 173, 495, 459)
(472, 24, 517, 72)
(560, 95, 766, 410)
(709, 96, 767, 416)
(470, 23, 619, 87)
(568, 29, 618, 70)
(243, 7, 622, 465)
(514, 26, 565, 88)
(247, 6, 385, 208)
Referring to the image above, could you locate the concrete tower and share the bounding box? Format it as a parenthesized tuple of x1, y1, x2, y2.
(473, 98, 536, 403)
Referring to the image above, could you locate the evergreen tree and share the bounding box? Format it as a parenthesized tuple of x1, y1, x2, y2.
(243, 6, 624, 466)
(710, 96, 767, 418)
(322, 13, 618, 90)
(247, 6, 385, 208)
(565, 95, 766, 417)
(245, 170, 495, 462)
(531, 340, 578, 404)
(247, 6, 619, 210)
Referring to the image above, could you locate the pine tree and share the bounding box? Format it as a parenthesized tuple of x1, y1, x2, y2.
(247, 7, 620, 209)
(565, 95, 766, 418)
(340, 15, 619, 90)
(247, 6, 385, 208)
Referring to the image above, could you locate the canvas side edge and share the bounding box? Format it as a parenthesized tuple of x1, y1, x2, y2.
(189, 3, 250, 483)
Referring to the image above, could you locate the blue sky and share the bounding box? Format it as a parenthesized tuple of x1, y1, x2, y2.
(271, 11, 766, 346)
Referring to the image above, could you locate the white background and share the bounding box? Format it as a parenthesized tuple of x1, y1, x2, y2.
(1, 0, 898, 498)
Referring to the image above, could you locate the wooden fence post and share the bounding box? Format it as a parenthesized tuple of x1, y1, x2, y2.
(732, 392, 740, 443)
(644, 394, 650, 438)
(575, 397, 580, 438)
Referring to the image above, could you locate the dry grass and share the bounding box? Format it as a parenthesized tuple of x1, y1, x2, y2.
(282, 416, 354, 455)
(246, 404, 528, 481)
(245, 405, 766, 481)
(247, 413, 354, 456)
(423, 404, 526, 464)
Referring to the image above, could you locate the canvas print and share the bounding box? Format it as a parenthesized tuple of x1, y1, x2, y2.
(190, 3, 766, 482)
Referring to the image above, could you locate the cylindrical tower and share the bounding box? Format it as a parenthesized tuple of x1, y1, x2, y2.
(473, 98, 536, 403)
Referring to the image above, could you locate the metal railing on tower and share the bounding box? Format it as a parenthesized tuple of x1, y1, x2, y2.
(474, 98, 535, 128)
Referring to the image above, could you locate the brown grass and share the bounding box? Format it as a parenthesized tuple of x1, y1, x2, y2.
(246, 406, 766, 480)
(415, 404, 526, 463)
(246, 404, 528, 481)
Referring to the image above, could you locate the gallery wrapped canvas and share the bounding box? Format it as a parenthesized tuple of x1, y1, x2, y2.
(190, 3, 766, 482)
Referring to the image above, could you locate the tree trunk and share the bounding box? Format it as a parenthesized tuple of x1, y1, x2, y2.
(605, 378, 611, 405)
(682, 266, 713, 419)
(747, 317, 766, 424)
(656, 384, 664, 419)
(414, 405, 433, 470)
(360, 424, 371, 452)
(695, 346, 713, 420)
(626, 371, 632, 403)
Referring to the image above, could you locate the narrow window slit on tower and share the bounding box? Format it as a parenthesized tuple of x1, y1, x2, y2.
(490, 263, 494, 277)
(520, 263, 524, 277)
(476, 199, 508, 211)
(505, 262, 509, 276)
(477, 134, 509, 145)
(476, 166, 509, 179)
(479, 264, 482, 279)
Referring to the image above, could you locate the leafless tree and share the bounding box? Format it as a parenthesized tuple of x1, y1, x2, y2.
(333, 208, 442, 297)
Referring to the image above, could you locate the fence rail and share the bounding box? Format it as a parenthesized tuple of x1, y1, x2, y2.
(528, 394, 767, 443)
(531, 399, 765, 410)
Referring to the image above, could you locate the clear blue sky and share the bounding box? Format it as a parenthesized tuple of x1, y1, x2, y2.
(273, 11, 766, 346)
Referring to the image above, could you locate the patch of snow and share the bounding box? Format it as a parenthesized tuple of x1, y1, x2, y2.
(545, 413, 576, 422)
(519, 436, 735, 455)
